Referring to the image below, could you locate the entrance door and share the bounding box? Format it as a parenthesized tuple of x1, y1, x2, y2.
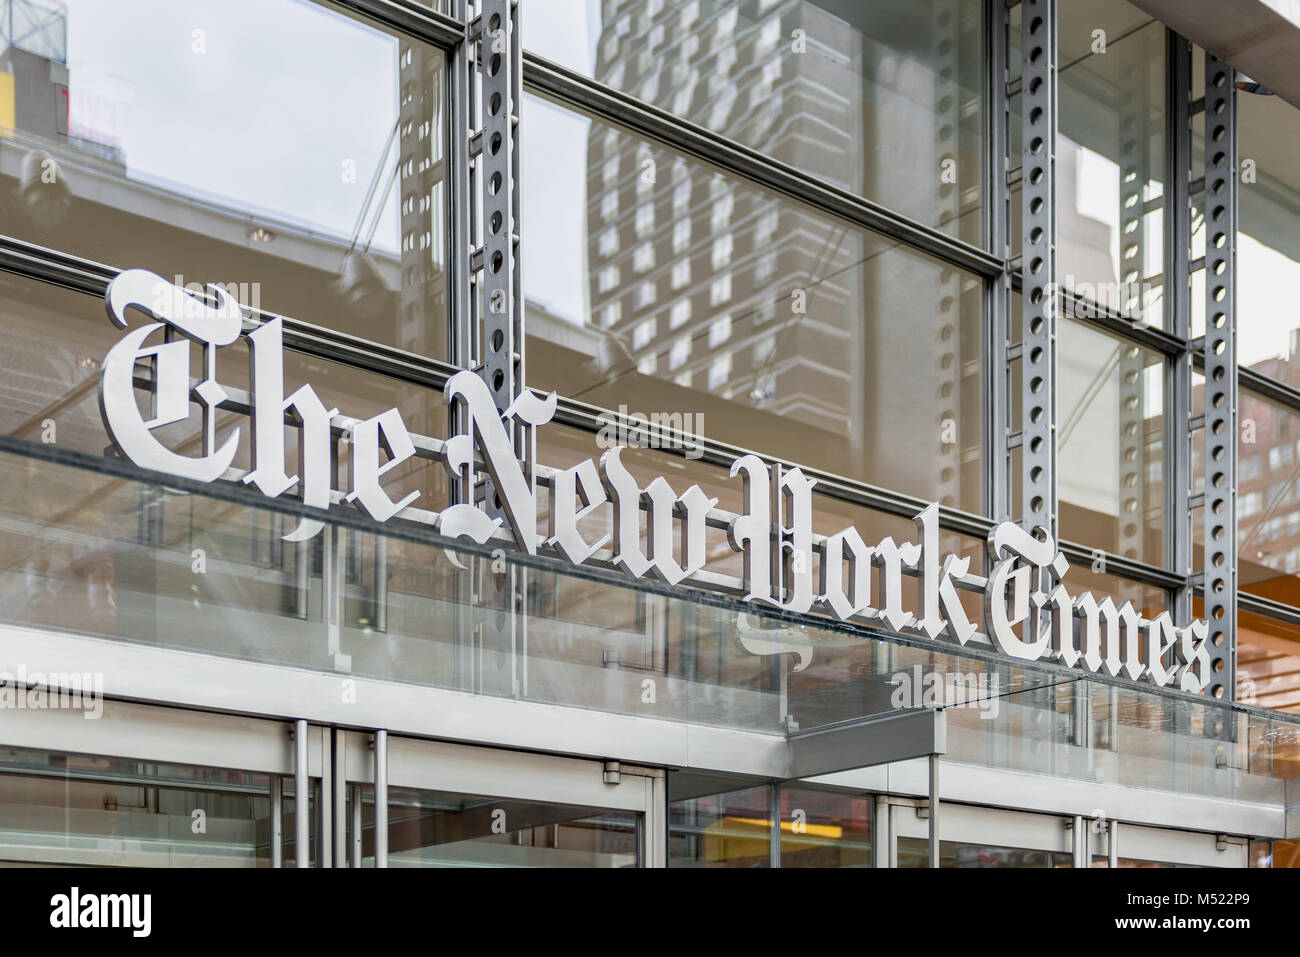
(1107, 823, 1248, 868)
(887, 797, 1248, 867)
(888, 798, 1074, 867)
(0, 696, 293, 867)
(334, 733, 663, 868)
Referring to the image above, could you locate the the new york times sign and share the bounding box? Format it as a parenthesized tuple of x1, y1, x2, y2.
(96, 270, 1212, 692)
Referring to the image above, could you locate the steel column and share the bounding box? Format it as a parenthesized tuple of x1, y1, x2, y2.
(319, 725, 332, 867)
(472, 0, 523, 412)
(466, 0, 526, 699)
(640, 769, 667, 868)
(1202, 55, 1237, 704)
(988, 0, 1014, 523)
(1167, 33, 1194, 625)
(374, 729, 389, 867)
(929, 753, 940, 868)
(294, 718, 309, 868)
(269, 774, 283, 868)
(874, 795, 891, 869)
(769, 783, 781, 868)
(448, 0, 472, 370)
(350, 782, 363, 868)
(1020, 0, 1057, 538)
(888, 805, 899, 868)
(332, 728, 347, 867)
(1116, 51, 1151, 577)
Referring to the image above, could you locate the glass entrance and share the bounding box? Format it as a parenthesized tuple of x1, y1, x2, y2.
(0, 697, 292, 867)
(376, 788, 639, 867)
(890, 801, 1073, 868)
(888, 798, 1249, 868)
(339, 735, 660, 868)
(0, 745, 276, 867)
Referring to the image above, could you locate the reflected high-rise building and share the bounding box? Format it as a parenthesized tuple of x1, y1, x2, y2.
(579, 0, 984, 512)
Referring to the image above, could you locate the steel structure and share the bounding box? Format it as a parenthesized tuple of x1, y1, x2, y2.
(1202, 54, 1238, 703)
(0, 0, 1292, 864)
(0, 0, 1270, 701)
(1019, 0, 1057, 540)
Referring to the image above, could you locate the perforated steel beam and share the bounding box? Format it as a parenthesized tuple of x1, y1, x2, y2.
(1116, 57, 1149, 575)
(473, 0, 523, 413)
(988, 0, 1014, 524)
(1020, 0, 1057, 537)
(1166, 33, 1194, 626)
(1202, 54, 1237, 702)
(467, 0, 526, 698)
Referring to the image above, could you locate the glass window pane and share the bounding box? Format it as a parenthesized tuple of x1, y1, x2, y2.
(0, 0, 448, 356)
(0, 275, 449, 499)
(0, 746, 274, 866)
(1061, 564, 1166, 624)
(1057, 1, 1165, 327)
(371, 787, 640, 868)
(1236, 389, 1300, 607)
(898, 837, 1071, 867)
(526, 0, 986, 246)
(669, 784, 770, 867)
(1238, 608, 1300, 714)
(523, 94, 985, 513)
(1057, 318, 1165, 563)
(778, 787, 871, 867)
(1238, 88, 1300, 385)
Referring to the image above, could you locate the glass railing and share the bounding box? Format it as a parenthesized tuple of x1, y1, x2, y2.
(0, 445, 783, 733)
(790, 639, 1300, 804)
(3, 442, 1300, 805)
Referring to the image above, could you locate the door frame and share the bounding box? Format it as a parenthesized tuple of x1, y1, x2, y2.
(0, 695, 293, 866)
(336, 731, 666, 867)
(884, 795, 1248, 867)
(887, 797, 1071, 866)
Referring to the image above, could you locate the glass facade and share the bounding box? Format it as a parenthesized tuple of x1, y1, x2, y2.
(0, 0, 1295, 876)
(377, 788, 640, 868)
(898, 838, 1070, 868)
(0, 747, 275, 866)
(1238, 88, 1300, 384)
(522, 93, 985, 511)
(1057, 0, 1166, 327)
(527, 0, 986, 246)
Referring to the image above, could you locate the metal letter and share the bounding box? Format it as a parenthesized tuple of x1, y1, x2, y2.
(818, 526, 874, 621)
(442, 370, 554, 551)
(1142, 611, 1178, 687)
(245, 316, 338, 541)
(599, 447, 715, 585)
(1175, 620, 1211, 693)
(728, 454, 772, 603)
(912, 505, 976, 644)
(775, 467, 817, 615)
(101, 269, 241, 482)
(347, 408, 420, 523)
(546, 458, 609, 565)
(983, 522, 1065, 660)
(873, 537, 920, 632)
